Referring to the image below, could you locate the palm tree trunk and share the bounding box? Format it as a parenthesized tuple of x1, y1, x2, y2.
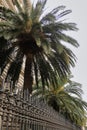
(23, 55, 33, 94)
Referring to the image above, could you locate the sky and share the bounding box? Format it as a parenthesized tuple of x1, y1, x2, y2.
(32, 0, 87, 102)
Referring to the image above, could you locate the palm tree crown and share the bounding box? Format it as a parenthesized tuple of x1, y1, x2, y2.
(32, 77, 87, 126)
(0, 0, 79, 93)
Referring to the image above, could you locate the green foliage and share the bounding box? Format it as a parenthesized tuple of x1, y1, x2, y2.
(0, 0, 79, 92)
(32, 77, 87, 126)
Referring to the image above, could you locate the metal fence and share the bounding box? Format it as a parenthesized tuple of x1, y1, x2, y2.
(0, 87, 81, 130)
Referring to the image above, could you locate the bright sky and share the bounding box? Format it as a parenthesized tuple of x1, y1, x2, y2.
(32, 0, 87, 102)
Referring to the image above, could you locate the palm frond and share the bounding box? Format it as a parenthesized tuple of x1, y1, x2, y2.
(65, 81, 83, 98)
(41, 6, 71, 24)
(57, 10, 71, 19)
(33, 58, 39, 88)
(0, 46, 15, 73)
(3, 0, 16, 12)
(35, 53, 58, 89)
(22, 0, 32, 17)
(31, 0, 47, 22)
(13, 0, 24, 13)
(6, 50, 24, 86)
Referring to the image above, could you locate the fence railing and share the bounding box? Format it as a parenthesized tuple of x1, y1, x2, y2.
(0, 87, 81, 130)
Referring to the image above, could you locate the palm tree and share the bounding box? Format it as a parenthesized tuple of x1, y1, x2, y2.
(32, 77, 87, 126)
(0, 0, 79, 93)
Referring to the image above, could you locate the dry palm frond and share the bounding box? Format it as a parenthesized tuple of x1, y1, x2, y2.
(0, 0, 8, 7)
(6, 0, 17, 12)
(0, 0, 16, 12)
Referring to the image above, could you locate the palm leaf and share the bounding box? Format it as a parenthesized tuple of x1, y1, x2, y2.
(3, 0, 16, 12)
(6, 50, 24, 86)
(0, 46, 15, 73)
(31, 0, 47, 22)
(23, 0, 32, 17)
